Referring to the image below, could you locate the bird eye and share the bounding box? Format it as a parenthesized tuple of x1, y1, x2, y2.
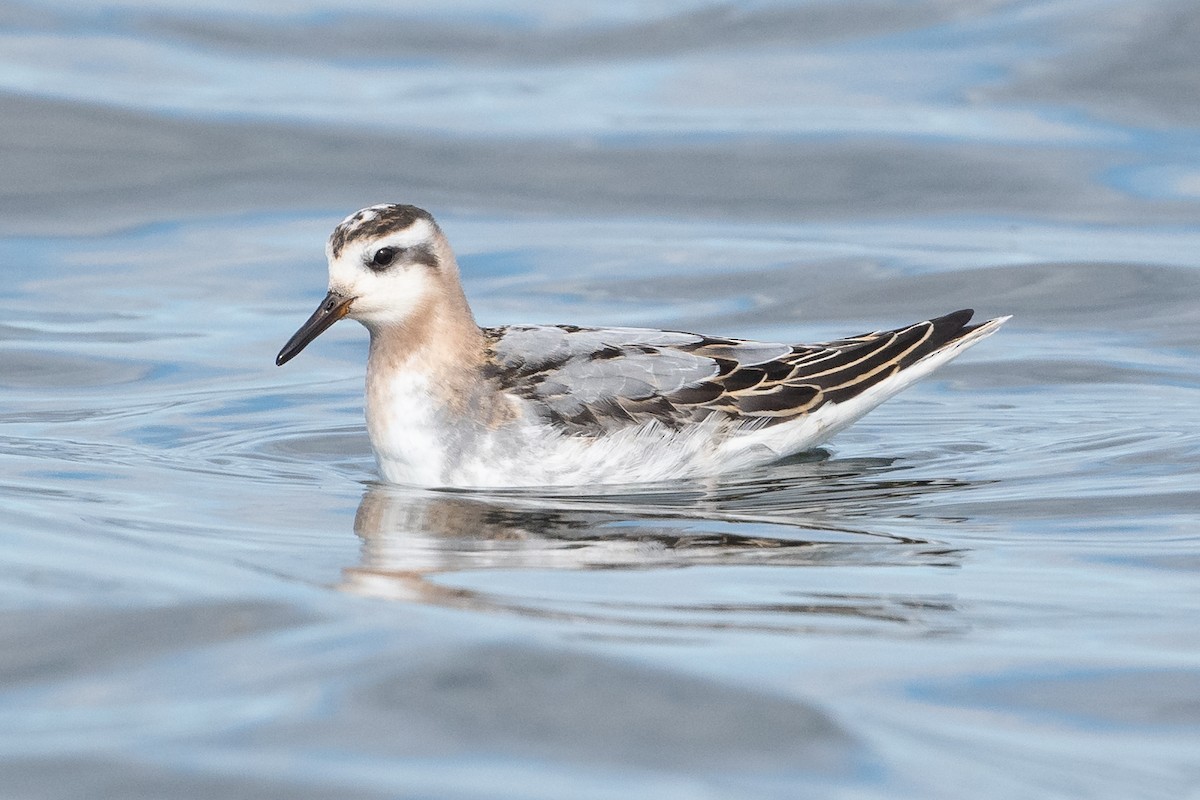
(371, 247, 398, 268)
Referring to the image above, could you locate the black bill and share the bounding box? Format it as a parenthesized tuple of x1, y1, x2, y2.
(276, 290, 354, 366)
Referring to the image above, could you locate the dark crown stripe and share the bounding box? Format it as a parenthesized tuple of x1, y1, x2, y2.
(329, 204, 435, 258)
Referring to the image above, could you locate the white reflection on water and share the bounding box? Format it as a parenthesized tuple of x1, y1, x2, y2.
(343, 460, 975, 637)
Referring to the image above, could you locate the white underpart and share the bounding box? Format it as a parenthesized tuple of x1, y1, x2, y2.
(369, 317, 1009, 489)
(366, 371, 447, 485)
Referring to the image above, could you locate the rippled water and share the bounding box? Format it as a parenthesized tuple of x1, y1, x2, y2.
(3, 2, 1200, 798)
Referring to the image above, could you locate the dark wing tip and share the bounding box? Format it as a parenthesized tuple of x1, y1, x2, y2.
(926, 308, 976, 347)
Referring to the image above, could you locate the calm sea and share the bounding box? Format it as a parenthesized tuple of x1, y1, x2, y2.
(2, 2, 1199, 797)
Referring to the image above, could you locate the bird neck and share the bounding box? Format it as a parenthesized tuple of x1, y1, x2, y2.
(364, 284, 486, 387)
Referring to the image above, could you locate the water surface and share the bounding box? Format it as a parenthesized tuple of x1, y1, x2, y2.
(2, 2, 1200, 798)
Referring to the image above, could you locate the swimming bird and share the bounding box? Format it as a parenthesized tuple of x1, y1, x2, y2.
(276, 204, 1008, 488)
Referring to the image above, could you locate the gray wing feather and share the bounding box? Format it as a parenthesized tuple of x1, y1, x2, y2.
(486, 326, 718, 428)
(493, 326, 703, 369)
(689, 340, 791, 366)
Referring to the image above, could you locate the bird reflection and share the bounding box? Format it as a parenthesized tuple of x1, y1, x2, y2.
(341, 456, 978, 636)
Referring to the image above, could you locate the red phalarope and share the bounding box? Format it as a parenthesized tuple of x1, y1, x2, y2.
(277, 204, 1009, 488)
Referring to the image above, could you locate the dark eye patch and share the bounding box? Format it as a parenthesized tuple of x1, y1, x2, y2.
(409, 244, 440, 269)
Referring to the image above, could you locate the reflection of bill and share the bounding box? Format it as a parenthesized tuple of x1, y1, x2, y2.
(340, 464, 972, 635)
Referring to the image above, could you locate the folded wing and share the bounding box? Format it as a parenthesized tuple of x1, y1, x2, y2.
(483, 309, 985, 434)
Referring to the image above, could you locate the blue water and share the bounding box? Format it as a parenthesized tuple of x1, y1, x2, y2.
(2, 2, 1200, 798)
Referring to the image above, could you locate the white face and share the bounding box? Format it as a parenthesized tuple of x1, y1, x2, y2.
(327, 215, 444, 328)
